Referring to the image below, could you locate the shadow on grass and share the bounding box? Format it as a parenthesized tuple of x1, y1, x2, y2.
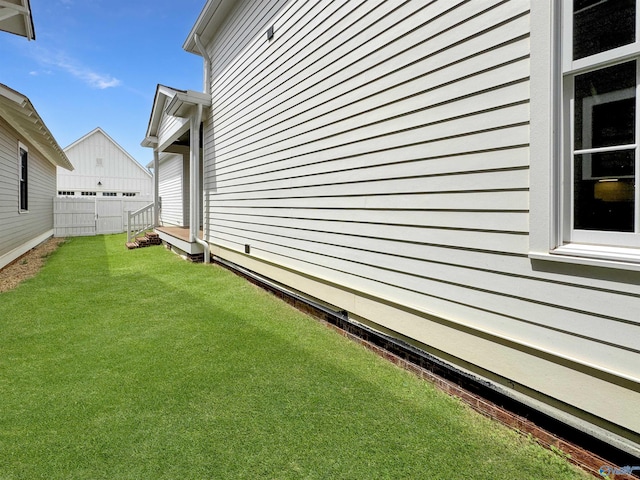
(0, 234, 588, 480)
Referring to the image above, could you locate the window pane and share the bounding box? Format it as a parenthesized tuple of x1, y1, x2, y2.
(574, 61, 636, 150)
(20, 148, 27, 210)
(573, 0, 635, 60)
(574, 151, 635, 231)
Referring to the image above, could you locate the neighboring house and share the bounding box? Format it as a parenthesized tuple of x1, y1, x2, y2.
(0, 0, 35, 40)
(144, 0, 640, 456)
(59, 127, 152, 201)
(0, 83, 73, 270)
(0, 0, 73, 269)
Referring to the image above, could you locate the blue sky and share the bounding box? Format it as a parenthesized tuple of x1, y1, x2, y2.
(1, 0, 206, 166)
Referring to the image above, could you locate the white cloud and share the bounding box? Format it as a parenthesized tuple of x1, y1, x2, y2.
(37, 50, 121, 90)
(29, 70, 52, 77)
(55, 57, 121, 89)
(63, 64, 122, 89)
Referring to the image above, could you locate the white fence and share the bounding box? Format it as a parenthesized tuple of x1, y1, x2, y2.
(54, 198, 151, 237)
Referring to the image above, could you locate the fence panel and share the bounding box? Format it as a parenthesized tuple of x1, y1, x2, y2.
(96, 199, 125, 235)
(54, 198, 151, 237)
(54, 198, 96, 237)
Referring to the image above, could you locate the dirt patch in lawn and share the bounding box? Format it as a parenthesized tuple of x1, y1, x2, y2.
(0, 237, 66, 293)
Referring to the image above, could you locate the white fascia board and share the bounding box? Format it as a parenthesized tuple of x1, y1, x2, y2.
(0, 83, 73, 170)
(0, 83, 27, 105)
(141, 136, 158, 149)
(145, 85, 184, 139)
(165, 90, 211, 118)
(62, 126, 102, 151)
(183, 0, 235, 54)
(65, 127, 151, 178)
(0, 0, 34, 40)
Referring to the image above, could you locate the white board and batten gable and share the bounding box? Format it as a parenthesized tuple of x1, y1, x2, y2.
(59, 127, 152, 200)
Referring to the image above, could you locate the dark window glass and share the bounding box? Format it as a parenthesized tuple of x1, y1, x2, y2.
(574, 0, 635, 60)
(574, 61, 636, 150)
(574, 151, 635, 231)
(19, 148, 28, 210)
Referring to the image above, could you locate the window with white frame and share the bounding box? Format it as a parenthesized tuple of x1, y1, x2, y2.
(562, 0, 640, 248)
(19, 144, 28, 211)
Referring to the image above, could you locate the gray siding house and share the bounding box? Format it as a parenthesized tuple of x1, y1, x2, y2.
(144, 0, 640, 456)
(0, 84, 73, 270)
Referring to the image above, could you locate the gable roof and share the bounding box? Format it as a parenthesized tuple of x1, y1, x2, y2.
(142, 85, 186, 147)
(0, 83, 72, 170)
(183, 0, 235, 55)
(0, 0, 35, 40)
(64, 127, 151, 178)
(142, 84, 210, 148)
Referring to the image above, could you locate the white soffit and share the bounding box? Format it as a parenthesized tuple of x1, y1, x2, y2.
(183, 0, 236, 55)
(165, 90, 211, 118)
(142, 85, 211, 150)
(0, 84, 73, 170)
(0, 0, 35, 40)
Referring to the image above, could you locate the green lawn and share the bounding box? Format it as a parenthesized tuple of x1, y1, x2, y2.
(0, 235, 588, 479)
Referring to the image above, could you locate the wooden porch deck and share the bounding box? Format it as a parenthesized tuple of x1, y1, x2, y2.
(155, 226, 203, 242)
(155, 226, 204, 258)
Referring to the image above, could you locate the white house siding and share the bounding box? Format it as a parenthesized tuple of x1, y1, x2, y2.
(157, 113, 190, 152)
(59, 129, 152, 200)
(0, 119, 56, 266)
(158, 152, 187, 227)
(201, 0, 640, 449)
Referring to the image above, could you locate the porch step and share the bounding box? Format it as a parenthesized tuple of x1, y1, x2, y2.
(126, 231, 162, 249)
(135, 236, 150, 247)
(146, 231, 161, 245)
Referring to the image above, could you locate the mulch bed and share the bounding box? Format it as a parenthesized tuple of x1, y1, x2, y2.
(0, 237, 66, 293)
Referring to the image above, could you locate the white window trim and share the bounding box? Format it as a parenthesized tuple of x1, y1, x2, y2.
(18, 142, 28, 213)
(529, 1, 640, 272)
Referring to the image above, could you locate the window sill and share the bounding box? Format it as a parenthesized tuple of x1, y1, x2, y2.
(529, 244, 640, 272)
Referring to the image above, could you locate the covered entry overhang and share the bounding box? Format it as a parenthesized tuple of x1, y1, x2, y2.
(142, 84, 210, 257)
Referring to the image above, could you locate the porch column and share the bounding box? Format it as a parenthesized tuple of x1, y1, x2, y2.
(189, 105, 202, 243)
(153, 149, 160, 227)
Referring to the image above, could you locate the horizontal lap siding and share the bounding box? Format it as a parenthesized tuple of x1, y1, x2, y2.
(158, 114, 189, 150)
(0, 121, 55, 258)
(0, 122, 20, 257)
(204, 0, 640, 435)
(159, 154, 185, 227)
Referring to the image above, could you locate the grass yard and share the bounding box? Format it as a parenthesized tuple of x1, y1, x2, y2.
(0, 234, 589, 479)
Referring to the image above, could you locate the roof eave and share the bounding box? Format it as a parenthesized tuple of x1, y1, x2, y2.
(183, 0, 236, 54)
(144, 84, 186, 141)
(0, 0, 35, 40)
(0, 84, 73, 171)
(165, 90, 211, 118)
